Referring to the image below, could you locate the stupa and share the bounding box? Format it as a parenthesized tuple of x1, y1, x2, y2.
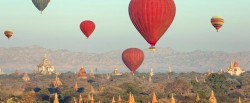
(53, 76, 62, 88)
(90, 68, 95, 78)
(37, 55, 55, 75)
(227, 61, 245, 76)
(209, 90, 217, 103)
(111, 67, 122, 76)
(0, 68, 5, 75)
(78, 66, 87, 79)
(22, 72, 30, 82)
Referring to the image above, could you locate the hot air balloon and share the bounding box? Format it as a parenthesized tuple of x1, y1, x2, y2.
(32, 0, 50, 14)
(211, 16, 224, 32)
(4, 30, 13, 39)
(122, 48, 144, 73)
(80, 20, 95, 38)
(129, 0, 176, 51)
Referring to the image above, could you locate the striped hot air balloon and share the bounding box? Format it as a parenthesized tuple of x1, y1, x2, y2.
(4, 30, 13, 39)
(211, 16, 224, 32)
(32, 0, 50, 14)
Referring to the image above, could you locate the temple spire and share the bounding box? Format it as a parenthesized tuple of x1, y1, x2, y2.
(78, 66, 87, 79)
(73, 82, 78, 91)
(111, 96, 115, 103)
(53, 93, 59, 103)
(237, 97, 242, 103)
(89, 94, 94, 103)
(170, 93, 176, 103)
(22, 72, 30, 82)
(151, 91, 158, 103)
(53, 76, 62, 88)
(209, 90, 217, 103)
(117, 95, 122, 103)
(90, 68, 95, 78)
(196, 93, 200, 102)
(79, 94, 83, 103)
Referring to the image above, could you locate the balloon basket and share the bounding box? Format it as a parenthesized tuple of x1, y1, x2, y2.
(148, 46, 156, 51)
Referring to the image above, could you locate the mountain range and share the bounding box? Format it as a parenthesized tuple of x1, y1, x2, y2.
(0, 45, 249, 73)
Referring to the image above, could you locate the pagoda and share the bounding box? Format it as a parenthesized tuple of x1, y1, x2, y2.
(207, 69, 212, 76)
(73, 82, 78, 91)
(128, 93, 135, 103)
(89, 94, 94, 103)
(148, 75, 152, 82)
(227, 61, 245, 76)
(0, 68, 5, 75)
(78, 66, 87, 79)
(90, 68, 95, 78)
(117, 95, 122, 103)
(54, 93, 59, 103)
(237, 97, 242, 103)
(37, 55, 55, 75)
(90, 85, 96, 93)
(209, 90, 217, 103)
(22, 72, 30, 82)
(149, 68, 154, 77)
(170, 93, 176, 103)
(53, 76, 62, 88)
(151, 92, 158, 103)
(111, 97, 115, 103)
(79, 94, 83, 103)
(196, 93, 200, 102)
(14, 69, 21, 76)
(111, 67, 122, 76)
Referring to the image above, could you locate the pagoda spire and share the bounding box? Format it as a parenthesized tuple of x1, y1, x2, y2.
(73, 82, 79, 91)
(111, 96, 115, 103)
(78, 66, 87, 79)
(79, 94, 83, 103)
(117, 95, 122, 103)
(53, 93, 59, 103)
(88, 93, 92, 100)
(73, 97, 77, 103)
(90, 85, 96, 93)
(237, 97, 242, 103)
(131, 94, 135, 103)
(151, 91, 158, 103)
(22, 72, 30, 82)
(89, 94, 94, 103)
(53, 75, 62, 88)
(128, 92, 133, 103)
(170, 93, 176, 103)
(90, 68, 95, 78)
(196, 93, 200, 102)
(209, 90, 217, 103)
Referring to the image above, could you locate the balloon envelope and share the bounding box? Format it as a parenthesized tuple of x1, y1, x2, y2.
(129, 0, 176, 48)
(80, 20, 95, 38)
(122, 48, 144, 73)
(4, 30, 13, 39)
(211, 16, 224, 32)
(32, 0, 50, 13)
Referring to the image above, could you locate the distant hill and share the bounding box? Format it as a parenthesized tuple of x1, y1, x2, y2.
(0, 45, 249, 73)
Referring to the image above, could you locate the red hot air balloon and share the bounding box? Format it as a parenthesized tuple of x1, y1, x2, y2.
(129, 0, 176, 50)
(80, 20, 95, 38)
(122, 48, 144, 73)
(4, 30, 13, 39)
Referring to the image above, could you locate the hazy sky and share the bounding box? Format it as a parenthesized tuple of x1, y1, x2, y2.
(0, 0, 250, 53)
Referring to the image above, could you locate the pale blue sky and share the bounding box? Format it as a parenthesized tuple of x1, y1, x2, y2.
(0, 0, 250, 53)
